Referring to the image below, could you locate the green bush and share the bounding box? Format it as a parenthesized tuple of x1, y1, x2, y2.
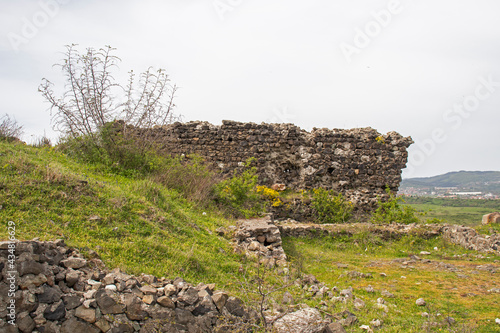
(311, 188, 353, 223)
(58, 133, 110, 165)
(58, 123, 163, 177)
(152, 155, 220, 205)
(371, 187, 421, 224)
(214, 158, 264, 218)
(59, 125, 221, 205)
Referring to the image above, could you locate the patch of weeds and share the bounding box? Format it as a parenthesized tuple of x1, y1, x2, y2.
(282, 233, 500, 332)
(256, 185, 284, 208)
(474, 223, 500, 236)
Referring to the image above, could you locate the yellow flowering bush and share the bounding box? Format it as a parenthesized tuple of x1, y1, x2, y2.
(256, 185, 284, 207)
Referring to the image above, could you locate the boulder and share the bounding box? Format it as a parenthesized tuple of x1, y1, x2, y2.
(178, 286, 199, 305)
(273, 308, 326, 333)
(416, 298, 426, 306)
(271, 183, 287, 191)
(60, 257, 87, 269)
(17, 260, 45, 276)
(95, 289, 125, 314)
(75, 305, 97, 323)
(139, 285, 157, 295)
(175, 308, 195, 325)
(212, 291, 229, 311)
(17, 312, 36, 333)
(225, 297, 245, 317)
(157, 296, 175, 308)
(61, 317, 100, 333)
(324, 322, 347, 333)
(37, 285, 62, 304)
(482, 212, 500, 225)
(62, 295, 82, 310)
(43, 300, 66, 321)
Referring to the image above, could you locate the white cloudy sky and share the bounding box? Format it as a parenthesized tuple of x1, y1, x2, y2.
(1, 0, 499, 178)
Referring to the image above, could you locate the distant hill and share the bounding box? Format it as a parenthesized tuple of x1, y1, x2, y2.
(401, 171, 500, 195)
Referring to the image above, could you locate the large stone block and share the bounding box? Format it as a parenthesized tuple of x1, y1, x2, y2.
(482, 212, 500, 224)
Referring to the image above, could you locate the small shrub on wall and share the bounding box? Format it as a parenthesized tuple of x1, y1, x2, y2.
(371, 187, 421, 224)
(256, 185, 284, 208)
(214, 158, 265, 218)
(311, 188, 353, 223)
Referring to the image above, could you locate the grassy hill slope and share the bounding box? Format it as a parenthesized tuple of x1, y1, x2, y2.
(0, 140, 241, 286)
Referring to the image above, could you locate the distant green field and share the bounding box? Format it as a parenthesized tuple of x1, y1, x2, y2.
(403, 197, 500, 226)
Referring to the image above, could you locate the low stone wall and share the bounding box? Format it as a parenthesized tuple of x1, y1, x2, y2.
(230, 215, 499, 255)
(0, 240, 254, 333)
(2, 224, 496, 332)
(441, 225, 500, 254)
(276, 221, 500, 254)
(233, 216, 287, 267)
(277, 221, 442, 240)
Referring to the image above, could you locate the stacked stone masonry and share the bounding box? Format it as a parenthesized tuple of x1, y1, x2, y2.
(233, 216, 287, 267)
(0, 239, 255, 333)
(0, 239, 342, 333)
(441, 225, 500, 254)
(130, 120, 413, 212)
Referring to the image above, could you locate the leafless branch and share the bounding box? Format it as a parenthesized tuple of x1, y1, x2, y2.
(39, 44, 179, 146)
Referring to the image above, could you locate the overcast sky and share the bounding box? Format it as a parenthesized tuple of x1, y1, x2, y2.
(1, 0, 499, 178)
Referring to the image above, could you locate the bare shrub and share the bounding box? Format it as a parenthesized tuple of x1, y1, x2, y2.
(39, 44, 179, 149)
(0, 114, 24, 140)
(224, 253, 307, 332)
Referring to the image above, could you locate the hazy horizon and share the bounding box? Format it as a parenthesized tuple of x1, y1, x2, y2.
(402, 169, 500, 180)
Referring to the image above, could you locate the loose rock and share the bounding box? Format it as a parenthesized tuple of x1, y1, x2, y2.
(416, 298, 426, 306)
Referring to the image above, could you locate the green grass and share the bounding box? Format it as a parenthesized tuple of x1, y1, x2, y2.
(283, 233, 500, 332)
(0, 141, 243, 288)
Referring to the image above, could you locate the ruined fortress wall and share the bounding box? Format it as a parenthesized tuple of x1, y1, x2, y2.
(141, 120, 413, 211)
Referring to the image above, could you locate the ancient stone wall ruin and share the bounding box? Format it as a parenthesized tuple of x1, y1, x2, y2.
(134, 120, 413, 211)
